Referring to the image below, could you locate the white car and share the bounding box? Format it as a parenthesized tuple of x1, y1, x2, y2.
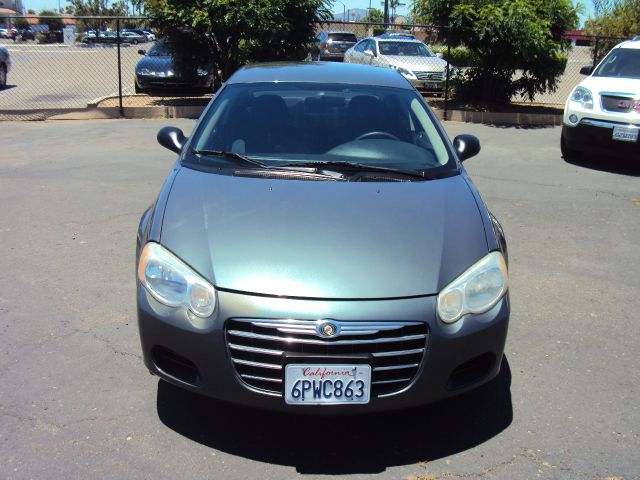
(561, 37, 640, 160)
(344, 37, 451, 93)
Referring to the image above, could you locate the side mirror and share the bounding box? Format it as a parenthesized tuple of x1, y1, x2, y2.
(364, 49, 374, 57)
(435, 52, 444, 59)
(579, 65, 594, 75)
(138, 49, 146, 55)
(157, 126, 186, 154)
(453, 134, 481, 161)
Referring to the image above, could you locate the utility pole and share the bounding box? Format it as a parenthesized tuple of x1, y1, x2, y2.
(383, 0, 389, 25)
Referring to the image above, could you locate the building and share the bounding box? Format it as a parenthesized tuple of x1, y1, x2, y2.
(0, 0, 24, 28)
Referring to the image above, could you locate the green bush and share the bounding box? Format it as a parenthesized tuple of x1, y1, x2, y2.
(430, 45, 479, 67)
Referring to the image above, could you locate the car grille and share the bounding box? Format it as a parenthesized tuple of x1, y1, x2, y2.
(226, 318, 429, 398)
(601, 94, 635, 113)
(413, 71, 445, 81)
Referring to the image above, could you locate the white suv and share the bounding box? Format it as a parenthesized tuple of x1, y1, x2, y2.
(561, 38, 640, 160)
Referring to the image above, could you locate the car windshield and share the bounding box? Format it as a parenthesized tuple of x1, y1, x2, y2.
(593, 48, 640, 79)
(188, 82, 454, 173)
(378, 41, 433, 57)
(147, 42, 173, 56)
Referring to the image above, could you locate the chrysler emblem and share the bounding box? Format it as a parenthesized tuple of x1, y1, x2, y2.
(317, 320, 340, 338)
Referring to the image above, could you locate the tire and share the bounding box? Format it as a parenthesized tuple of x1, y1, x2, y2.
(134, 79, 144, 94)
(132, 40, 138, 45)
(560, 132, 581, 161)
(0, 64, 7, 89)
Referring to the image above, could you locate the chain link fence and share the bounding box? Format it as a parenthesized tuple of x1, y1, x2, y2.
(0, 16, 631, 120)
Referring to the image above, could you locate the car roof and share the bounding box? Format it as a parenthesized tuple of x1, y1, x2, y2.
(323, 30, 357, 34)
(227, 62, 413, 90)
(616, 38, 640, 49)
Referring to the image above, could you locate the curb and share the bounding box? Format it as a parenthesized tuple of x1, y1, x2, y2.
(46, 105, 563, 125)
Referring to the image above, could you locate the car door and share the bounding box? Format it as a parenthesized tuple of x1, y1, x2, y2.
(362, 40, 377, 66)
(346, 39, 366, 64)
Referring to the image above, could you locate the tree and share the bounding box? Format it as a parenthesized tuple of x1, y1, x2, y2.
(68, 0, 128, 34)
(38, 10, 64, 31)
(585, 0, 640, 60)
(143, 0, 332, 87)
(413, 0, 579, 103)
(364, 7, 384, 23)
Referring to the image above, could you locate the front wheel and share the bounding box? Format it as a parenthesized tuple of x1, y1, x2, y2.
(0, 63, 7, 88)
(134, 80, 144, 94)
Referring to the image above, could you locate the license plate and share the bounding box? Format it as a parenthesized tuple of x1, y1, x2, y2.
(612, 126, 638, 142)
(424, 82, 439, 89)
(284, 364, 371, 405)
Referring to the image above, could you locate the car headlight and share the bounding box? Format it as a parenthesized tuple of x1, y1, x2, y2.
(197, 67, 208, 77)
(570, 86, 593, 109)
(138, 242, 216, 318)
(437, 251, 508, 324)
(137, 67, 152, 75)
(390, 65, 416, 78)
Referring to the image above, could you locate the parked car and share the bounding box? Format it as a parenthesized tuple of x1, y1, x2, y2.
(0, 28, 11, 39)
(345, 37, 452, 93)
(136, 62, 510, 413)
(124, 29, 154, 42)
(18, 28, 36, 41)
(561, 37, 640, 160)
(142, 30, 156, 42)
(0, 45, 11, 88)
(311, 30, 358, 61)
(134, 40, 214, 93)
(119, 31, 147, 44)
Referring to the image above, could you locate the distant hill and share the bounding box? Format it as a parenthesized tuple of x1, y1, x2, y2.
(331, 8, 368, 21)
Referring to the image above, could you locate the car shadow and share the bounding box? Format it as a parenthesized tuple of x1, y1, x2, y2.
(563, 153, 640, 177)
(0, 84, 16, 91)
(156, 357, 513, 474)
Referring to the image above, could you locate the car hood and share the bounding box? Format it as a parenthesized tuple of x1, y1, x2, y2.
(382, 55, 448, 72)
(160, 168, 489, 299)
(136, 55, 174, 72)
(581, 75, 639, 95)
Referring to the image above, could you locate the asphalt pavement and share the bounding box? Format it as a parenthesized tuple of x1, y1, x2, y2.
(0, 119, 638, 479)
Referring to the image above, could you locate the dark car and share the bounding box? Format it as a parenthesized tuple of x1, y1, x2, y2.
(134, 41, 214, 93)
(311, 30, 358, 61)
(0, 45, 11, 88)
(136, 62, 510, 413)
(18, 28, 36, 41)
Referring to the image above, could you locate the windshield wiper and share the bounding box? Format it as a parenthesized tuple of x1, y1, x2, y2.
(280, 161, 435, 179)
(191, 150, 269, 169)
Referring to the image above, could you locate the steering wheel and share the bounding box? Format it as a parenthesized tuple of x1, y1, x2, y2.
(355, 131, 399, 141)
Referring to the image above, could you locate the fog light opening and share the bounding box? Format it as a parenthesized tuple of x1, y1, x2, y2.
(152, 346, 201, 387)
(447, 352, 496, 390)
(569, 114, 578, 124)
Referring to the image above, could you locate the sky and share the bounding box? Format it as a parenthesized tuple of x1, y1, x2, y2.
(21, 0, 595, 26)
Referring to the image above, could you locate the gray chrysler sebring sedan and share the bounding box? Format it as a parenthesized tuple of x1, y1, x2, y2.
(136, 62, 510, 413)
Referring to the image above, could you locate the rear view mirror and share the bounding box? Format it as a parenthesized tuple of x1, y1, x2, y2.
(579, 65, 594, 75)
(157, 126, 187, 154)
(364, 49, 374, 57)
(453, 134, 481, 161)
(435, 52, 444, 59)
(138, 49, 146, 55)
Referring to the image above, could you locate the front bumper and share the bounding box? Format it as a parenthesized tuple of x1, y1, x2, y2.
(138, 286, 510, 414)
(408, 78, 445, 91)
(136, 74, 211, 90)
(562, 119, 640, 159)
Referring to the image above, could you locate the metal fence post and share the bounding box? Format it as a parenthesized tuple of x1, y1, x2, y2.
(593, 36, 600, 71)
(444, 25, 451, 121)
(116, 17, 124, 117)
